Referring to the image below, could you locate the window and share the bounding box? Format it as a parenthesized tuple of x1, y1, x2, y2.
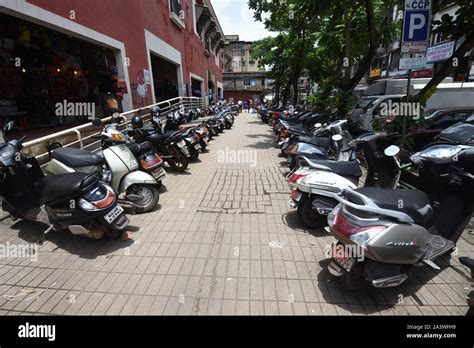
(244, 79, 256, 86)
(170, 0, 181, 16)
(232, 61, 241, 67)
(169, 0, 185, 29)
(429, 111, 471, 129)
(249, 61, 256, 67)
(233, 50, 242, 56)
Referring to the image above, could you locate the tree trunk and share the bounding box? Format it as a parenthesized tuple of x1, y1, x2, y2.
(274, 81, 280, 106)
(347, 0, 380, 91)
(343, 0, 351, 85)
(418, 34, 474, 99)
(291, 37, 307, 105)
(282, 79, 291, 105)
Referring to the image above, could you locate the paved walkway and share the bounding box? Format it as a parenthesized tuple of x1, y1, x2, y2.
(0, 112, 473, 315)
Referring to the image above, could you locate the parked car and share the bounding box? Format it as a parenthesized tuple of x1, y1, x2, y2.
(436, 113, 474, 145)
(406, 109, 474, 151)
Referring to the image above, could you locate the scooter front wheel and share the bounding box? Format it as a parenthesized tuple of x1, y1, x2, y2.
(297, 196, 326, 229)
(127, 184, 159, 213)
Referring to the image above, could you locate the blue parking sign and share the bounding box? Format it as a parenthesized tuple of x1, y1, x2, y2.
(403, 10, 430, 42)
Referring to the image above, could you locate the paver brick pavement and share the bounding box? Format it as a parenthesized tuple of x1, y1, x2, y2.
(0, 112, 472, 315)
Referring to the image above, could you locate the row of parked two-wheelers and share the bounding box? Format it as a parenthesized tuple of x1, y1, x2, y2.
(258, 104, 474, 310)
(0, 104, 239, 240)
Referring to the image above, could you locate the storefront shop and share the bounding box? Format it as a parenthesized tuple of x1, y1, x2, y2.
(0, 13, 123, 130)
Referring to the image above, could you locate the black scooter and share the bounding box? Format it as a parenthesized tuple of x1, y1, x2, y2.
(0, 122, 129, 239)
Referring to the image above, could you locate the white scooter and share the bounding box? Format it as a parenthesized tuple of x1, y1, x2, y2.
(45, 116, 160, 213)
(287, 132, 403, 228)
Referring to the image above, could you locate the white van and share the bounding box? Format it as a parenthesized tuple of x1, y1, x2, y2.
(356, 81, 474, 131)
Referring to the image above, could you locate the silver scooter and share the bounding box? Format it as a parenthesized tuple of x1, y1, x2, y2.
(327, 143, 474, 289)
(45, 116, 160, 213)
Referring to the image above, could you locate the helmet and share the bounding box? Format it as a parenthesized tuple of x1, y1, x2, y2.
(150, 105, 161, 117)
(131, 115, 143, 128)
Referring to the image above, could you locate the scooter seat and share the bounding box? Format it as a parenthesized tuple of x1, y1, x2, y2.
(51, 147, 103, 168)
(303, 158, 362, 178)
(38, 172, 98, 204)
(354, 187, 433, 226)
(459, 257, 474, 272)
(294, 136, 330, 147)
(147, 131, 180, 144)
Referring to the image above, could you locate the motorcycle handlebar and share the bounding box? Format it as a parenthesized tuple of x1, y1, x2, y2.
(18, 135, 27, 143)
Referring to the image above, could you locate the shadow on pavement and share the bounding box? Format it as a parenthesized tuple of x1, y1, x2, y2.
(11, 220, 134, 258)
(315, 254, 462, 314)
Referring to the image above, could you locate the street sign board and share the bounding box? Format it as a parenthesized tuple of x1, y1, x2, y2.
(402, 10, 430, 42)
(399, 56, 431, 70)
(426, 41, 455, 63)
(401, 41, 429, 53)
(401, 0, 432, 53)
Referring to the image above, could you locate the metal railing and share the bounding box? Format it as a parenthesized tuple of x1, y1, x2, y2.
(23, 96, 205, 166)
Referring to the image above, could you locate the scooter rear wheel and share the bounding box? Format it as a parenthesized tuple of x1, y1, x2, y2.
(167, 147, 189, 172)
(297, 196, 326, 229)
(188, 146, 199, 161)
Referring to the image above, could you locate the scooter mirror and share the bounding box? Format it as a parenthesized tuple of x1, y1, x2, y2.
(3, 121, 14, 133)
(91, 118, 103, 127)
(384, 145, 400, 157)
(331, 134, 343, 142)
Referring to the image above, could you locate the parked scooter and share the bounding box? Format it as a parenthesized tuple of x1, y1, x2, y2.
(128, 106, 189, 172)
(288, 132, 402, 228)
(0, 122, 129, 238)
(166, 109, 202, 161)
(45, 117, 161, 213)
(285, 120, 353, 170)
(326, 143, 474, 289)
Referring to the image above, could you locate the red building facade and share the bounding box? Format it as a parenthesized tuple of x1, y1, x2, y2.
(0, 0, 224, 125)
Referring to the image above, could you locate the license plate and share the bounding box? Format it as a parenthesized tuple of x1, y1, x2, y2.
(104, 205, 124, 224)
(332, 244, 356, 272)
(290, 190, 302, 201)
(278, 139, 284, 146)
(195, 143, 201, 150)
(151, 167, 166, 179)
(177, 140, 186, 148)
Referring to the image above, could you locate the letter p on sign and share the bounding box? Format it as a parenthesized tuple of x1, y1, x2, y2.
(403, 10, 430, 42)
(408, 13, 425, 39)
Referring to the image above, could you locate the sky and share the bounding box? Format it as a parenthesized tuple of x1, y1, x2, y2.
(211, 0, 275, 41)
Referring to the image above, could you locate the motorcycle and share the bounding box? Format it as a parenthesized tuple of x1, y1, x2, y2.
(287, 132, 402, 228)
(128, 106, 189, 172)
(0, 121, 129, 239)
(327, 143, 474, 289)
(166, 109, 202, 161)
(45, 116, 161, 213)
